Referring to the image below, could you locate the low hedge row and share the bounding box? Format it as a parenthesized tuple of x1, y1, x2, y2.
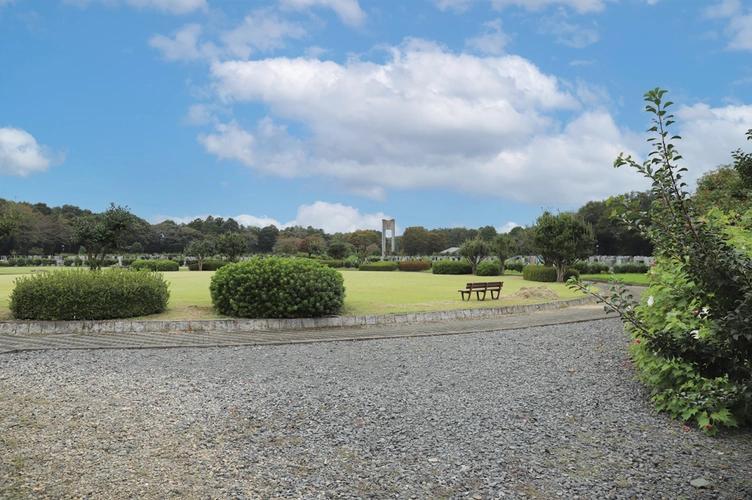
(320, 259, 344, 268)
(613, 263, 649, 274)
(188, 259, 229, 271)
(476, 261, 500, 276)
(131, 259, 180, 272)
(505, 261, 525, 272)
(398, 260, 431, 272)
(522, 265, 580, 282)
(359, 262, 398, 271)
(9, 269, 170, 320)
(432, 260, 472, 275)
(572, 261, 611, 275)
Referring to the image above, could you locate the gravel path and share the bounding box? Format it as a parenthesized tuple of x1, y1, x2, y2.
(1, 318, 750, 499)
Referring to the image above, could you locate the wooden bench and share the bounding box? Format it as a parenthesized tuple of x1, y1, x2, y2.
(459, 281, 503, 301)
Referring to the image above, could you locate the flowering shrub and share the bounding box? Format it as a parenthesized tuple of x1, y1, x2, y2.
(570, 89, 752, 435)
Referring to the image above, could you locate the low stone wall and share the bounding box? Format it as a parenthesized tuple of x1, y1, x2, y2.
(0, 296, 598, 336)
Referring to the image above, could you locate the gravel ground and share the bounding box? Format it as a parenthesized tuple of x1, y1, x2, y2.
(1, 318, 750, 500)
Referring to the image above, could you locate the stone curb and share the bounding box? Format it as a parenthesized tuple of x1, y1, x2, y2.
(0, 296, 598, 336)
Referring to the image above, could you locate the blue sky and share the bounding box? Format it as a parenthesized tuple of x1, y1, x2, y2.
(1, 0, 751, 234)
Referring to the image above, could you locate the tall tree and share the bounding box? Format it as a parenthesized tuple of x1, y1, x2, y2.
(71, 203, 136, 270)
(533, 211, 595, 282)
(401, 226, 431, 255)
(185, 238, 215, 270)
(257, 225, 279, 253)
(492, 233, 515, 275)
(218, 232, 248, 262)
(459, 236, 491, 275)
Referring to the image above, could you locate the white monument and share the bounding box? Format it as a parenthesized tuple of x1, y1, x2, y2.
(381, 219, 396, 261)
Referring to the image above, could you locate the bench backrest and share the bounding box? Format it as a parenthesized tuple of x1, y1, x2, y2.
(465, 282, 503, 289)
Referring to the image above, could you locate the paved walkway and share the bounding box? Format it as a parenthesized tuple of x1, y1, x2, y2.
(0, 305, 619, 354)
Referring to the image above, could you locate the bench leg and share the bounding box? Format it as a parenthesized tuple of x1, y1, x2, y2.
(476, 290, 487, 301)
(460, 291, 470, 301)
(490, 290, 500, 300)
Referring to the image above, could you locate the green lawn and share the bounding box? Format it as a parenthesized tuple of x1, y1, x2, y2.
(0, 266, 593, 320)
(580, 273, 651, 286)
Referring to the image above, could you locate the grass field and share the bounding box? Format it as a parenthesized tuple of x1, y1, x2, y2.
(0, 266, 594, 320)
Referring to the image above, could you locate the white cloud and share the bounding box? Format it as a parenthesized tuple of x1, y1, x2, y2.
(220, 10, 307, 59)
(64, 0, 207, 15)
(538, 16, 599, 48)
(705, 0, 752, 51)
(0, 126, 61, 177)
(279, 0, 366, 27)
(466, 19, 511, 55)
(673, 102, 752, 184)
(149, 24, 219, 62)
(498, 221, 519, 233)
(292, 201, 389, 233)
(434, 0, 612, 14)
(150, 201, 389, 233)
(150, 12, 307, 62)
(204, 39, 662, 205)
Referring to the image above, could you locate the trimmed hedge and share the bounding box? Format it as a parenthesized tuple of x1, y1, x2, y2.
(398, 260, 431, 272)
(505, 261, 525, 272)
(188, 259, 229, 271)
(321, 259, 344, 268)
(9, 269, 170, 320)
(432, 260, 473, 275)
(522, 265, 580, 282)
(210, 257, 344, 318)
(613, 263, 649, 274)
(359, 262, 398, 271)
(572, 261, 611, 275)
(131, 259, 180, 272)
(476, 261, 500, 276)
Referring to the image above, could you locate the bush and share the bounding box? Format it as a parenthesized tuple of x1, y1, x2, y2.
(9, 269, 170, 320)
(476, 261, 500, 276)
(523, 265, 579, 282)
(31, 258, 43, 266)
(343, 257, 359, 269)
(432, 260, 473, 275)
(122, 258, 135, 266)
(398, 260, 431, 272)
(8, 258, 26, 267)
(359, 262, 398, 271)
(42, 258, 56, 266)
(210, 257, 344, 318)
(63, 257, 84, 267)
(188, 259, 228, 271)
(131, 259, 180, 272)
(505, 261, 525, 273)
(613, 263, 649, 274)
(320, 259, 344, 268)
(0, 261, 8, 267)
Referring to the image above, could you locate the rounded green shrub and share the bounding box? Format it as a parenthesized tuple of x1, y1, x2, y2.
(131, 259, 180, 272)
(359, 262, 398, 271)
(398, 260, 431, 272)
(210, 257, 344, 318)
(188, 259, 228, 271)
(432, 260, 473, 275)
(523, 265, 579, 282)
(505, 261, 525, 273)
(476, 261, 500, 276)
(9, 269, 170, 320)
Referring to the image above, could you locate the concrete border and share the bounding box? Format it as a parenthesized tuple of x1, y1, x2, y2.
(0, 296, 597, 336)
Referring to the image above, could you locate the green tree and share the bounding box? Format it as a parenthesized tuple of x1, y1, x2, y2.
(401, 226, 431, 255)
(693, 165, 751, 214)
(218, 232, 248, 262)
(327, 240, 349, 259)
(533, 211, 595, 282)
(184, 238, 216, 271)
(477, 225, 497, 242)
(257, 225, 279, 253)
(0, 208, 22, 241)
(298, 235, 324, 257)
(492, 233, 515, 275)
(71, 203, 136, 270)
(459, 236, 491, 275)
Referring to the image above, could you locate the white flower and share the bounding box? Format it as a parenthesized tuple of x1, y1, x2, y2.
(702, 307, 709, 315)
(691, 330, 700, 339)
(647, 295, 654, 307)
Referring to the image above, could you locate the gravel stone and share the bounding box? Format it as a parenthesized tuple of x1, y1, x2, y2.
(1, 318, 751, 499)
